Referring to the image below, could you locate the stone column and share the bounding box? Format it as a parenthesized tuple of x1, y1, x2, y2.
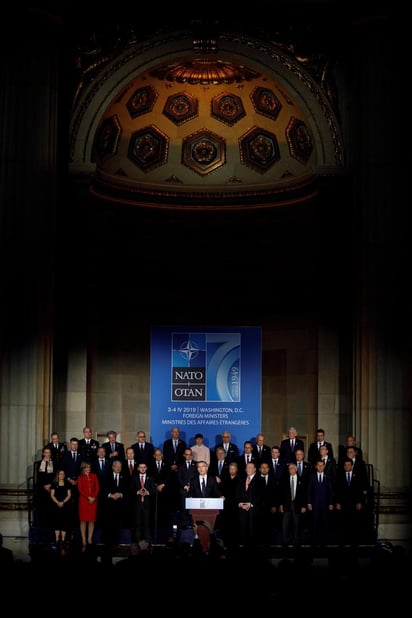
(351, 16, 411, 541)
(0, 15, 59, 496)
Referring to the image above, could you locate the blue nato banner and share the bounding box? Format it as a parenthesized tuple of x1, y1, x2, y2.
(150, 326, 262, 450)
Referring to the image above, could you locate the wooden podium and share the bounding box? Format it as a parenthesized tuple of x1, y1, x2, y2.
(185, 498, 224, 552)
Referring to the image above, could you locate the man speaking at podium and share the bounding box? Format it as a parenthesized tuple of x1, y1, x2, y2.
(188, 461, 222, 498)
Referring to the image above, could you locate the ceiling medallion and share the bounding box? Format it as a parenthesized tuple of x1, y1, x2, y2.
(182, 129, 226, 176)
(150, 60, 261, 86)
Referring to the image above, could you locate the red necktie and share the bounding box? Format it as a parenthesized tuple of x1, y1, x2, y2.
(245, 476, 250, 490)
(129, 462, 134, 475)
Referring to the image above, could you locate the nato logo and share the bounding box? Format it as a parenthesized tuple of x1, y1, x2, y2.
(171, 332, 240, 402)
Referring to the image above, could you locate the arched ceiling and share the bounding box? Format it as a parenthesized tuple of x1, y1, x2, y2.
(68, 10, 349, 210)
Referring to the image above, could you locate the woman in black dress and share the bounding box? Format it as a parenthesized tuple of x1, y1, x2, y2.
(35, 447, 55, 527)
(219, 461, 242, 552)
(50, 469, 72, 545)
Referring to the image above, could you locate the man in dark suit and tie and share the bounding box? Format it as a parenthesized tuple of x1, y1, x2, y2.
(61, 437, 83, 482)
(213, 430, 239, 465)
(78, 425, 100, 465)
(279, 426, 305, 465)
(122, 446, 138, 480)
(188, 461, 222, 498)
(257, 461, 280, 545)
(45, 432, 67, 467)
(150, 448, 172, 533)
(162, 426, 187, 470)
(61, 437, 84, 527)
(270, 446, 285, 484)
(335, 458, 368, 545)
(307, 428, 335, 466)
(162, 426, 187, 511)
(103, 430, 126, 463)
(131, 430, 155, 465)
(307, 459, 335, 545)
(237, 441, 257, 480)
(208, 446, 230, 482)
(252, 433, 272, 465)
(177, 447, 198, 526)
(131, 462, 156, 542)
(279, 462, 308, 547)
(295, 448, 312, 485)
(100, 459, 128, 552)
(94, 446, 110, 479)
(235, 461, 262, 548)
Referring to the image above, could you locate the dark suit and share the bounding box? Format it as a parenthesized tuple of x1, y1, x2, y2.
(131, 441, 155, 465)
(335, 468, 368, 544)
(252, 443, 272, 465)
(295, 459, 311, 485)
(162, 437, 187, 511)
(322, 457, 337, 485)
(103, 441, 126, 463)
(350, 456, 369, 490)
(61, 450, 83, 482)
(308, 440, 335, 466)
(122, 458, 138, 481)
(237, 453, 258, 480)
(94, 456, 111, 481)
(257, 473, 280, 545)
(61, 450, 84, 526)
(177, 460, 198, 491)
(150, 459, 173, 529)
(279, 437, 305, 465)
(270, 459, 286, 485)
(213, 442, 239, 464)
(100, 470, 129, 544)
(131, 472, 156, 542)
(208, 458, 230, 481)
(338, 444, 364, 466)
(78, 438, 100, 464)
(162, 438, 187, 468)
(94, 457, 111, 525)
(45, 441, 67, 467)
(177, 460, 199, 522)
(188, 474, 222, 498)
(235, 473, 262, 547)
(279, 472, 307, 546)
(307, 471, 335, 544)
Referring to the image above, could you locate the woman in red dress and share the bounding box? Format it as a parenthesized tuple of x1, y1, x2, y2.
(77, 460, 100, 549)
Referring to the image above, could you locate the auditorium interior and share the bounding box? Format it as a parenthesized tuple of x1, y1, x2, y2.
(0, 2, 410, 584)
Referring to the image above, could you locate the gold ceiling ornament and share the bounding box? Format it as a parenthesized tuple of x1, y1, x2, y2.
(150, 19, 261, 86)
(150, 60, 261, 85)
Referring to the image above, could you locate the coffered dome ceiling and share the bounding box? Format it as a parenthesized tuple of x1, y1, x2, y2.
(70, 26, 344, 210)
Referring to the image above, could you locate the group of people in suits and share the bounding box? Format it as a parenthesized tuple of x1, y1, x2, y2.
(33, 425, 373, 553)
